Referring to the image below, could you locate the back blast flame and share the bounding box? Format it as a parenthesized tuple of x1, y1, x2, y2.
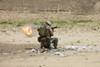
(22, 24, 38, 37)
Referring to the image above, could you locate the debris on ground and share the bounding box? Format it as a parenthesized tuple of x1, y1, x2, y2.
(23, 45, 100, 57)
(3, 53, 8, 55)
(53, 52, 66, 57)
(31, 49, 37, 52)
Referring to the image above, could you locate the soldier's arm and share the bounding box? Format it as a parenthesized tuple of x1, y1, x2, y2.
(49, 28, 54, 36)
(47, 26, 54, 36)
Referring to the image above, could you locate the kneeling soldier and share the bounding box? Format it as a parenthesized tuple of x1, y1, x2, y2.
(38, 21, 58, 51)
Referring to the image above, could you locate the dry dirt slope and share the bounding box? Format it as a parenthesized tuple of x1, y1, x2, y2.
(0, 0, 100, 15)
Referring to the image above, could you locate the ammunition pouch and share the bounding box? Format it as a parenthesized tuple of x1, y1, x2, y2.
(38, 37, 46, 42)
(38, 36, 51, 42)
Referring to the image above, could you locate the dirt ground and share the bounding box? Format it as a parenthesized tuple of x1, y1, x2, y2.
(0, 25, 100, 67)
(0, 0, 100, 66)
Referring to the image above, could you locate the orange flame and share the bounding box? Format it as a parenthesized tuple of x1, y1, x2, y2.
(22, 26, 33, 36)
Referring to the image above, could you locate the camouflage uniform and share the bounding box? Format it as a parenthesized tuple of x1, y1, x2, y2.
(38, 21, 58, 49)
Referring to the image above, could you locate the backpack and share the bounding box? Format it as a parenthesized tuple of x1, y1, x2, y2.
(38, 26, 51, 42)
(38, 27, 48, 37)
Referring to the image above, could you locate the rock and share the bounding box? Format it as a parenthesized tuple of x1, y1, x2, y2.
(53, 52, 65, 57)
(65, 46, 77, 50)
(65, 46, 86, 51)
(3, 53, 8, 55)
(31, 49, 37, 52)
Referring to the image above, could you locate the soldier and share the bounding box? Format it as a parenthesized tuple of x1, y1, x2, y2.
(38, 21, 58, 50)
